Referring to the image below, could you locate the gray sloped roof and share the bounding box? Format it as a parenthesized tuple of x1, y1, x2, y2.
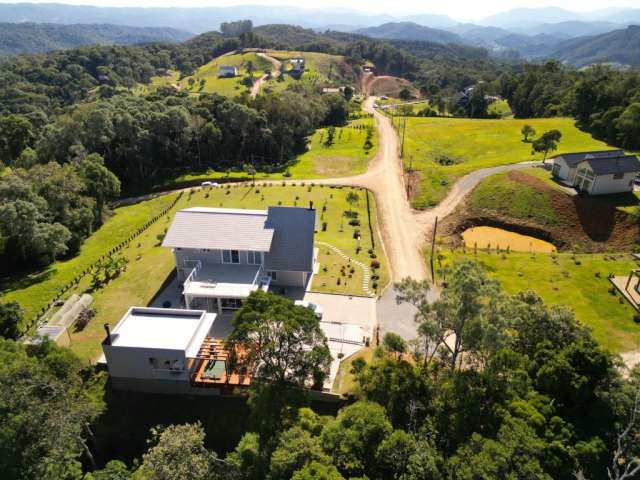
(162, 208, 274, 252)
(553, 149, 625, 168)
(582, 155, 640, 175)
(264, 206, 315, 272)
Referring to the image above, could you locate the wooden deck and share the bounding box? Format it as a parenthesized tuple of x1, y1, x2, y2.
(610, 276, 640, 311)
(190, 337, 252, 388)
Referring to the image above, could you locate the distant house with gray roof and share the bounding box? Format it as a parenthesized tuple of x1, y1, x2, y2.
(162, 206, 317, 315)
(550, 150, 640, 195)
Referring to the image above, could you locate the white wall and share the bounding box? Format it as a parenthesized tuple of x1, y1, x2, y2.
(590, 172, 636, 195)
(103, 344, 188, 382)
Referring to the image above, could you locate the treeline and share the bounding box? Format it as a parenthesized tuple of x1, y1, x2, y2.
(500, 61, 640, 150)
(2, 262, 638, 479)
(0, 87, 348, 269)
(0, 150, 120, 269)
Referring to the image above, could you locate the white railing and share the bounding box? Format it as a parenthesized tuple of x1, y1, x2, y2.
(183, 260, 202, 292)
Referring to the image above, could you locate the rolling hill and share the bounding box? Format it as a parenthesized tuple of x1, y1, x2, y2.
(548, 25, 640, 67)
(355, 22, 462, 45)
(0, 22, 192, 56)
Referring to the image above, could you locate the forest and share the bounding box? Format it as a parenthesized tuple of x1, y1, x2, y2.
(500, 61, 640, 150)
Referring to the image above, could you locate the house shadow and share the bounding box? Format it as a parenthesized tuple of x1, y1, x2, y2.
(572, 195, 619, 242)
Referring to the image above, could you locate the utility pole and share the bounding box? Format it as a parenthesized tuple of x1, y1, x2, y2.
(400, 118, 407, 158)
(430, 216, 438, 285)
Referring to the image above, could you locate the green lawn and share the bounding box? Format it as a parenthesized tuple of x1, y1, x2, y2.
(488, 99, 513, 118)
(470, 171, 558, 225)
(262, 50, 348, 93)
(0, 195, 176, 323)
(155, 116, 376, 189)
(12, 184, 388, 362)
(441, 249, 640, 354)
(401, 117, 614, 208)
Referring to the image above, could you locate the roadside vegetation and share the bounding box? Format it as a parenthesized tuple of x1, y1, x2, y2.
(400, 116, 613, 208)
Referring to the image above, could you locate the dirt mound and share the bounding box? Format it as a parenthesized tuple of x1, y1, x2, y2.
(368, 76, 417, 98)
(442, 170, 640, 252)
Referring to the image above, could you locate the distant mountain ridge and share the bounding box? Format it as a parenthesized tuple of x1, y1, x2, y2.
(547, 25, 640, 67)
(355, 22, 462, 45)
(0, 22, 193, 57)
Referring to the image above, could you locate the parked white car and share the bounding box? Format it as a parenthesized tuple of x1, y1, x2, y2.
(294, 300, 323, 319)
(200, 181, 220, 187)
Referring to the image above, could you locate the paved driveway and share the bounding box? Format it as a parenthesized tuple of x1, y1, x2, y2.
(377, 285, 440, 342)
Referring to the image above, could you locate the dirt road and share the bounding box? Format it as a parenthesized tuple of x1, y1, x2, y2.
(313, 99, 538, 282)
(250, 52, 282, 98)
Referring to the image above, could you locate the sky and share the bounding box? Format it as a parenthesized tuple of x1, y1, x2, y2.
(1, 0, 638, 21)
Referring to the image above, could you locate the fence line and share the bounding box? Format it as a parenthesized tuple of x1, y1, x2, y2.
(21, 191, 184, 336)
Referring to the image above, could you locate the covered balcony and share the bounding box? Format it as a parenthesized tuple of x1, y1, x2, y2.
(182, 261, 271, 315)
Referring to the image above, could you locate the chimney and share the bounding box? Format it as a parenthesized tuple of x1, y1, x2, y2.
(103, 323, 112, 345)
(309, 201, 314, 210)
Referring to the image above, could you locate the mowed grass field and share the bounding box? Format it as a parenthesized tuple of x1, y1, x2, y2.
(288, 117, 376, 178)
(156, 116, 376, 188)
(3, 185, 388, 362)
(181, 52, 273, 97)
(401, 117, 613, 208)
(440, 249, 640, 354)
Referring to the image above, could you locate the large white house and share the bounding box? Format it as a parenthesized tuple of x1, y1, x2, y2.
(161, 206, 317, 315)
(550, 150, 640, 195)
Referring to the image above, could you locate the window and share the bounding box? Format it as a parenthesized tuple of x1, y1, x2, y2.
(247, 251, 262, 265)
(221, 298, 242, 309)
(223, 250, 240, 264)
(267, 270, 277, 281)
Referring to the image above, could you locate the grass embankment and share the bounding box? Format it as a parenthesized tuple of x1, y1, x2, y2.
(155, 116, 376, 188)
(400, 117, 613, 208)
(488, 99, 513, 118)
(439, 249, 640, 354)
(6, 185, 387, 362)
(453, 169, 640, 251)
(0, 195, 176, 323)
(470, 170, 558, 225)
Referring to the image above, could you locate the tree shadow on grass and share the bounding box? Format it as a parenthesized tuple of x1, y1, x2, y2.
(0, 267, 55, 295)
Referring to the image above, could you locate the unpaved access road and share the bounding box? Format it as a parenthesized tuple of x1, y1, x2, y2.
(312, 98, 538, 282)
(250, 52, 282, 98)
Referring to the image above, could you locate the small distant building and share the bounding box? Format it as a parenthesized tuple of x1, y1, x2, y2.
(550, 150, 640, 195)
(218, 66, 239, 78)
(290, 57, 305, 73)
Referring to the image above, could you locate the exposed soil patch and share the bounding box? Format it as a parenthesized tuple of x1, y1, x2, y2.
(405, 169, 422, 203)
(442, 171, 640, 252)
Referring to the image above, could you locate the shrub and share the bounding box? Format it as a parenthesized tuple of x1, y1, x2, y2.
(322, 222, 328, 232)
(349, 219, 360, 226)
(371, 260, 380, 269)
(634, 313, 640, 324)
